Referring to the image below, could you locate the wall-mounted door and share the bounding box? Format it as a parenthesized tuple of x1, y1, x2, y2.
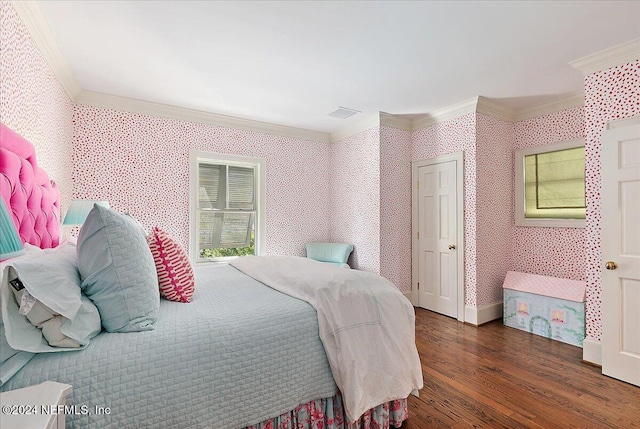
(601, 116, 640, 387)
(412, 152, 464, 320)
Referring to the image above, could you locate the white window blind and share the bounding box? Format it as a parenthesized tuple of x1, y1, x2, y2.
(198, 164, 223, 209)
(197, 163, 255, 252)
(228, 166, 254, 209)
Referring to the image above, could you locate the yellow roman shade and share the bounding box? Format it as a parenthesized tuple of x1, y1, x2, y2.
(524, 146, 585, 219)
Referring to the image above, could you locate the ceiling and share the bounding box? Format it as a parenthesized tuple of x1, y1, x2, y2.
(38, 1, 640, 134)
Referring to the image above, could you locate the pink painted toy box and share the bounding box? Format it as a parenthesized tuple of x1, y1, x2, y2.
(503, 271, 586, 348)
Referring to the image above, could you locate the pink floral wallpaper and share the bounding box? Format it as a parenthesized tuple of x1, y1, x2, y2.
(72, 105, 332, 257)
(380, 126, 412, 293)
(411, 113, 478, 307)
(583, 60, 639, 342)
(475, 114, 513, 306)
(512, 106, 586, 281)
(329, 127, 381, 274)
(0, 1, 74, 218)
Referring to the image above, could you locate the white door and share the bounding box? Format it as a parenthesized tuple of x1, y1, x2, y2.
(601, 116, 640, 387)
(412, 153, 463, 319)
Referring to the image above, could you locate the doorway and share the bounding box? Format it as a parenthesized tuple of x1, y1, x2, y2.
(411, 152, 464, 320)
(601, 116, 640, 387)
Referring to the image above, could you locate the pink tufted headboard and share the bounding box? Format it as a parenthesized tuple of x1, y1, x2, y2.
(0, 122, 60, 249)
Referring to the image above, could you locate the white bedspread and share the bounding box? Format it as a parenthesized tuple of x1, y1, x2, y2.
(230, 256, 423, 422)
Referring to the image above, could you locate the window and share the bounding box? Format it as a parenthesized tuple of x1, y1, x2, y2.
(189, 151, 265, 263)
(515, 138, 585, 228)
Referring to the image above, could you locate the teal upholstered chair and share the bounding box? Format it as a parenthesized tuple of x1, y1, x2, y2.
(305, 242, 354, 268)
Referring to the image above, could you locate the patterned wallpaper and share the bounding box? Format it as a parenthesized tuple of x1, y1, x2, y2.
(583, 60, 639, 342)
(409, 108, 589, 312)
(380, 126, 412, 293)
(72, 105, 332, 257)
(0, 1, 74, 224)
(411, 113, 478, 307)
(328, 124, 412, 292)
(6, 0, 636, 339)
(475, 114, 513, 306)
(329, 127, 381, 274)
(512, 107, 586, 281)
(411, 113, 516, 308)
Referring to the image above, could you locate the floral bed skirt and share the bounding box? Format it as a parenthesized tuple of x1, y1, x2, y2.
(245, 391, 408, 429)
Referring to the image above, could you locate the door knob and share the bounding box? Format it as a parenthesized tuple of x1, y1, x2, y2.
(605, 261, 617, 270)
(448, 244, 456, 250)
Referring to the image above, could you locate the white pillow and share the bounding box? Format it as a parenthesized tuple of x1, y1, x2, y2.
(0, 242, 101, 353)
(9, 269, 80, 348)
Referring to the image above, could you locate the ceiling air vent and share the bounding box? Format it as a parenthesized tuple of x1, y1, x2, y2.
(328, 106, 361, 119)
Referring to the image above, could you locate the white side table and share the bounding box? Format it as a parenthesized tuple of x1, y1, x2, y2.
(0, 381, 72, 429)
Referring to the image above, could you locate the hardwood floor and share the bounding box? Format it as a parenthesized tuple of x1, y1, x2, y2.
(404, 308, 640, 429)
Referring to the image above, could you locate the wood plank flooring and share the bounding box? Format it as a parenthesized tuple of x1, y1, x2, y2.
(404, 308, 640, 429)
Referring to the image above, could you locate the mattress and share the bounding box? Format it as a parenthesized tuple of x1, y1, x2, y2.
(0, 265, 337, 428)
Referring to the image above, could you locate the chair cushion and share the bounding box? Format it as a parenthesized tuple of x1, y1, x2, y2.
(305, 242, 354, 265)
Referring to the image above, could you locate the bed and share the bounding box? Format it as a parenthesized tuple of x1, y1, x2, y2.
(0, 122, 423, 428)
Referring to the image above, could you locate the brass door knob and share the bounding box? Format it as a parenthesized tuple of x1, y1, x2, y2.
(448, 244, 456, 250)
(605, 261, 617, 270)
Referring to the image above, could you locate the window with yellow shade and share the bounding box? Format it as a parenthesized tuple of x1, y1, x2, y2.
(516, 139, 585, 227)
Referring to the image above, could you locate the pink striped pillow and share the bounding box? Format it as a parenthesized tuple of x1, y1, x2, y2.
(147, 227, 195, 303)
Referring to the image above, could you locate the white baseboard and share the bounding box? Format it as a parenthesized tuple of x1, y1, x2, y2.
(582, 337, 602, 366)
(465, 302, 503, 326)
(403, 292, 414, 305)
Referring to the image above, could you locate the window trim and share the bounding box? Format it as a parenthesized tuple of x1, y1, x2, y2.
(515, 138, 585, 228)
(189, 150, 266, 264)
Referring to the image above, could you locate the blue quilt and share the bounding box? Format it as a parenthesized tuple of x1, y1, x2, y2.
(0, 265, 337, 428)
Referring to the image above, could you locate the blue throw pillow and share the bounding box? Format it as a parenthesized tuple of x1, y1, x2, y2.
(77, 204, 159, 332)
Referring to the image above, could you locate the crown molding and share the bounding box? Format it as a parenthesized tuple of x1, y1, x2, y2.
(329, 112, 413, 143)
(410, 92, 586, 130)
(476, 96, 516, 122)
(76, 90, 331, 143)
(379, 112, 413, 131)
(513, 91, 584, 122)
(412, 97, 478, 130)
(10, 0, 596, 140)
(570, 38, 640, 76)
(329, 113, 380, 143)
(11, 1, 81, 101)
(300, 89, 587, 143)
(606, 114, 640, 130)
